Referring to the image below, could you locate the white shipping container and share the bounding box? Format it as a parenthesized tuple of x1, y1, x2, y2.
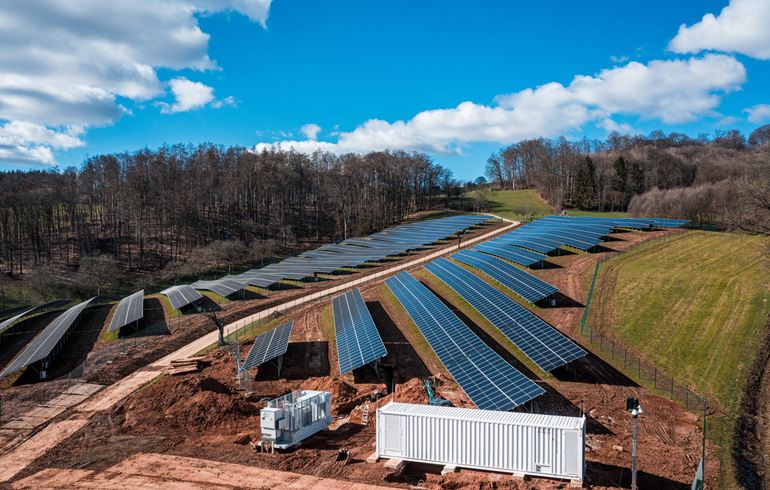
(376, 402, 585, 482)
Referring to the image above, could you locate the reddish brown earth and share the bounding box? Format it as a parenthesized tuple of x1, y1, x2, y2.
(1, 223, 719, 489)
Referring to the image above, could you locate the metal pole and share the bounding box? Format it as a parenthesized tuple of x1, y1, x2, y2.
(632, 413, 638, 490)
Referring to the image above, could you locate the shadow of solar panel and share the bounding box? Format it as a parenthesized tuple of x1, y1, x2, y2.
(451, 250, 558, 303)
(333, 289, 387, 374)
(384, 271, 542, 411)
(241, 320, 294, 371)
(425, 258, 585, 372)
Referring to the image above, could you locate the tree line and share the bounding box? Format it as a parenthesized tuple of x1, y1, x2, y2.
(485, 125, 770, 229)
(0, 145, 453, 279)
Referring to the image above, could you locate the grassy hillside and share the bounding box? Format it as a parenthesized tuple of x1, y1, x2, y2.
(484, 189, 628, 220)
(485, 189, 553, 220)
(588, 231, 769, 414)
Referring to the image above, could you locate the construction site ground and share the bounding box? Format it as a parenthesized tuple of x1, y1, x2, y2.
(0, 221, 718, 489)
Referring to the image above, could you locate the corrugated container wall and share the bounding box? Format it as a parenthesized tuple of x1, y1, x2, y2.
(376, 402, 585, 481)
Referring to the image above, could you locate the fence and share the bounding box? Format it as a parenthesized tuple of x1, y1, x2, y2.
(580, 230, 708, 413)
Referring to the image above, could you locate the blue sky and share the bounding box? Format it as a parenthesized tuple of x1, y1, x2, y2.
(2, 0, 769, 181)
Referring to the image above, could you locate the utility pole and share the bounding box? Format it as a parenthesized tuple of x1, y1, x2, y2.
(627, 396, 643, 490)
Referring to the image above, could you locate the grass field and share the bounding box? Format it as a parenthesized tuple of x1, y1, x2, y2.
(586, 230, 770, 488)
(588, 231, 770, 414)
(485, 189, 553, 220)
(484, 189, 628, 220)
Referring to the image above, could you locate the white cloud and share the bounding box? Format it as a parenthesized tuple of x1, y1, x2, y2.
(669, 0, 770, 60)
(300, 124, 322, 141)
(0, 122, 85, 166)
(610, 55, 629, 64)
(744, 104, 770, 124)
(158, 78, 215, 114)
(0, 0, 271, 166)
(256, 54, 746, 156)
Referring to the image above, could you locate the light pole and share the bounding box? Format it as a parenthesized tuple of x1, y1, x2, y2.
(627, 396, 643, 490)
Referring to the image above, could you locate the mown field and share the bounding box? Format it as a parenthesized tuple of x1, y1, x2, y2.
(587, 230, 770, 489)
(484, 189, 628, 220)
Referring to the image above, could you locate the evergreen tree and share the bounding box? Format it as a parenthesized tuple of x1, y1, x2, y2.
(575, 156, 596, 210)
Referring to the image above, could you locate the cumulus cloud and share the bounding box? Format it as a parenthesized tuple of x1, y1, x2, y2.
(256, 54, 746, 156)
(669, 0, 770, 60)
(300, 124, 322, 140)
(0, 122, 85, 166)
(158, 78, 215, 114)
(744, 104, 770, 124)
(0, 0, 271, 166)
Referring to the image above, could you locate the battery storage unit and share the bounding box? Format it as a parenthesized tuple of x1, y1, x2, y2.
(376, 402, 585, 482)
(260, 390, 332, 449)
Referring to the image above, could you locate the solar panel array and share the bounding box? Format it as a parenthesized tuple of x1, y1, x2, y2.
(473, 241, 547, 267)
(425, 258, 585, 372)
(191, 278, 247, 297)
(226, 215, 491, 288)
(1, 297, 96, 377)
(451, 250, 558, 304)
(160, 285, 203, 310)
(0, 307, 36, 336)
(241, 320, 294, 371)
(385, 271, 543, 411)
(477, 215, 689, 264)
(108, 290, 144, 333)
(333, 289, 387, 374)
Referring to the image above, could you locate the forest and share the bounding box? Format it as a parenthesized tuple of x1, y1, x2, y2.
(485, 125, 770, 231)
(0, 146, 453, 280)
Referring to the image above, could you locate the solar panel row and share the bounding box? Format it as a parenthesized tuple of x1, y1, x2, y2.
(1, 297, 97, 378)
(160, 285, 203, 310)
(385, 271, 543, 411)
(191, 278, 248, 297)
(241, 320, 294, 371)
(425, 258, 585, 372)
(108, 290, 144, 333)
(333, 289, 387, 374)
(451, 250, 558, 304)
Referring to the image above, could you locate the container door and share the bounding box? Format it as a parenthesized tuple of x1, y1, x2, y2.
(382, 415, 405, 457)
(563, 430, 582, 479)
(535, 427, 554, 475)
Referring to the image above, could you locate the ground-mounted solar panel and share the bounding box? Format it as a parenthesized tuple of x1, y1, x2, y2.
(451, 250, 558, 304)
(473, 242, 547, 267)
(108, 290, 144, 333)
(160, 285, 203, 310)
(0, 307, 36, 336)
(384, 271, 543, 410)
(425, 258, 585, 372)
(333, 289, 387, 374)
(191, 278, 247, 297)
(241, 320, 294, 371)
(493, 235, 563, 255)
(1, 297, 97, 378)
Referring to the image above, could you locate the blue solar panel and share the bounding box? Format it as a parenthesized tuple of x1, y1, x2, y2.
(384, 271, 543, 410)
(333, 289, 387, 374)
(425, 258, 586, 372)
(451, 250, 559, 303)
(241, 320, 294, 370)
(493, 235, 562, 254)
(474, 242, 547, 267)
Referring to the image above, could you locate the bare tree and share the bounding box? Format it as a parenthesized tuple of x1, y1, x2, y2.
(77, 254, 119, 296)
(251, 238, 277, 266)
(26, 264, 61, 303)
(206, 310, 227, 346)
